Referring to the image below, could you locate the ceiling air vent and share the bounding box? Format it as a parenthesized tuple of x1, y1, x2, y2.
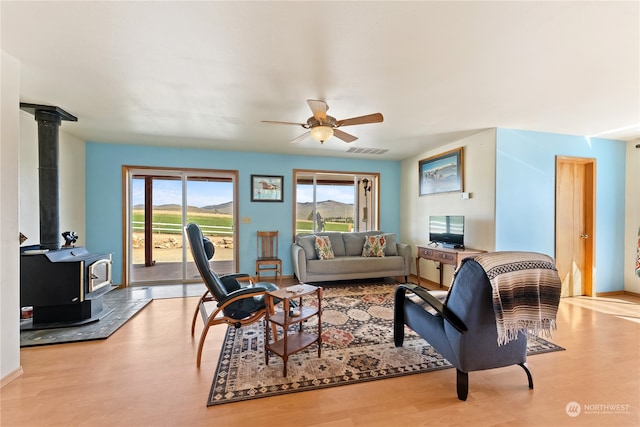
(346, 147, 389, 155)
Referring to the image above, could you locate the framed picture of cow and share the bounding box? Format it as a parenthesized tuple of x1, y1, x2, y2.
(251, 175, 283, 202)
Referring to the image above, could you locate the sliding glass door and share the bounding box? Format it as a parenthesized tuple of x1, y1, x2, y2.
(124, 167, 237, 286)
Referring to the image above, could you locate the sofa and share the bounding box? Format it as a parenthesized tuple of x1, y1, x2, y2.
(291, 231, 412, 283)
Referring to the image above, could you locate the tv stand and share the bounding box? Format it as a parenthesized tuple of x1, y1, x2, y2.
(440, 243, 464, 249)
(416, 245, 485, 288)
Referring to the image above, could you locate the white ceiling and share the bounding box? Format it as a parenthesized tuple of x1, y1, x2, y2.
(2, 1, 639, 161)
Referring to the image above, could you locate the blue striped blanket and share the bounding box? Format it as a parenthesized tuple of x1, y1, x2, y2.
(463, 252, 562, 345)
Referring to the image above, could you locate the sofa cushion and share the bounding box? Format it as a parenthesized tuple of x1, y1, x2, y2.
(306, 255, 405, 275)
(383, 233, 398, 256)
(343, 233, 366, 256)
(314, 235, 335, 260)
(362, 234, 387, 257)
(296, 234, 317, 260)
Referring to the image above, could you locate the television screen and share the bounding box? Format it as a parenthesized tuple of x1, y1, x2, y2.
(429, 215, 464, 248)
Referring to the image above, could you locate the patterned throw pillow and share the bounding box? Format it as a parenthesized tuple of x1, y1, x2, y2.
(362, 234, 387, 257)
(314, 235, 335, 260)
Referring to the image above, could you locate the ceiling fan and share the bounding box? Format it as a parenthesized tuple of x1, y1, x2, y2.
(262, 99, 383, 144)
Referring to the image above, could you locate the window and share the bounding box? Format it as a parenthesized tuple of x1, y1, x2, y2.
(293, 170, 379, 236)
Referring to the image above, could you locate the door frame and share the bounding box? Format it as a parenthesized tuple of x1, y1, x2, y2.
(555, 156, 596, 296)
(121, 165, 239, 287)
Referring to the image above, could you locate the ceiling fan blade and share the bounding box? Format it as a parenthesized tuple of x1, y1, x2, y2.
(262, 120, 307, 127)
(333, 128, 358, 143)
(290, 131, 310, 144)
(307, 99, 328, 121)
(336, 113, 384, 127)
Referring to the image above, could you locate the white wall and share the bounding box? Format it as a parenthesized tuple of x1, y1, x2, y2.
(400, 128, 497, 285)
(18, 112, 38, 245)
(1, 50, 22, 384)
(2, 52, 87, 386)
(19, 113, 86, 248)
(624, 138, 640, 292)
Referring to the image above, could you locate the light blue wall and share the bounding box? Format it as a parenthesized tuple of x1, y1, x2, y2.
(85, 142, 401, 284)
(495, 128, 626, 293)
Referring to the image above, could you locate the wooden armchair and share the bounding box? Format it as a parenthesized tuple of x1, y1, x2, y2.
(185, 222, 278, 367)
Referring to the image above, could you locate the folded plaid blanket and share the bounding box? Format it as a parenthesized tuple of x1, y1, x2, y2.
(465, 251, 561, 345)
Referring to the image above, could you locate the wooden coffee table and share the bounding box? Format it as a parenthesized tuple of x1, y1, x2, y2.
(264, 284, 322, 376)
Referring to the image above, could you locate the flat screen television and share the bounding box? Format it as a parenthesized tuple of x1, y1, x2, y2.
(429, 215, 464, 248)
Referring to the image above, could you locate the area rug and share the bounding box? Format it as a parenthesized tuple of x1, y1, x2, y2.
(208, 283, 564, 406)
(20, 287, 152, 347)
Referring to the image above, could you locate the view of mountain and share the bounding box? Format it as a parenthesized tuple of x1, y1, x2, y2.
(200, 201, 233, 215)
(296, 200, 354, 220)
(133, 200, 352, 220)
(133, 202, 233, 215)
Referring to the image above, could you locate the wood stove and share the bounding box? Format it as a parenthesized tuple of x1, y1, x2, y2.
(20, 247, 112, 325)
(19, 103, 113, 327)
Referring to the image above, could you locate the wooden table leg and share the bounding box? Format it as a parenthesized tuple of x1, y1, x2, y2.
(267, 296, 278, 341)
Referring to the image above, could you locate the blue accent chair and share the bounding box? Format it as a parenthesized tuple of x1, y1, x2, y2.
(394, 259, 534, 401)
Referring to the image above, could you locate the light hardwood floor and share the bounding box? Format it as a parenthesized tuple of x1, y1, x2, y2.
(2, 278, 639, 427)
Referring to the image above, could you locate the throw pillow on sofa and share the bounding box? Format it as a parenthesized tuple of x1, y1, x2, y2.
(362, 234, 386, 257)
(297, 234, 318, 260)
(314, 235, 335, 260)
(383, 233, 398, 256)
(365, 232, 399, 256)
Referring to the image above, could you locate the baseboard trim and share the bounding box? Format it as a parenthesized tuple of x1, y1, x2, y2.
(1, 366, 23, 389)
(596, 290, 640, 298)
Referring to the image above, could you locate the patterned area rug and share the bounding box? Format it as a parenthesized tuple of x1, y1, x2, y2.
(208, 283, 564, 406)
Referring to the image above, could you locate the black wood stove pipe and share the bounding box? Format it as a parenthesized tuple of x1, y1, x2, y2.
(20, 103, 77, 250)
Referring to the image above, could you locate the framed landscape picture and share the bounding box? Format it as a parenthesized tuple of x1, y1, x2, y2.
(251, 175, 283, 202)
(418, 147, 464, 196)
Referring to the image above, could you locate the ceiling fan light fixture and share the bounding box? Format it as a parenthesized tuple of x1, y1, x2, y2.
(310, 125, 334, 143)
(263, 99, 381, 144)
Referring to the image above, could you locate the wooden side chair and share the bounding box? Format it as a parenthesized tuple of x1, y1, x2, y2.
(256, 230, 283, 286)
